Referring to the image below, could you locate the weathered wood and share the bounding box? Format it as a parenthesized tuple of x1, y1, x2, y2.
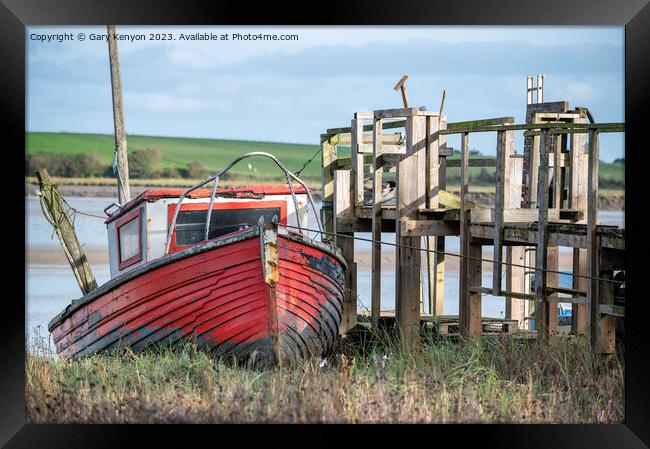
(534, 129, 551, 339)
(36, 169, 98, 295)
(458, 132, 479, 336)
(506, 246, 528, 328)
(425, 115, 441, 315)
(321, 136, 337, 243)
(598, 266, 616, 354)
(371, 118, 384, 327)
(350, 117, 366, 207)
(375, 108, 424, 120)
(466, 243, 483, 336)
(586, 129, 600, 348)
(107, 25, 131, 204)
(395, 114, 426, 344)
(399, 220, 459, 236)
(493, 130, 506, 295)
(439, 122, 624, 135)
(446, 158, 496, 168)
(333, 169, 356, 334)
(546, 246, 559, 335)
(569, 116, 588, 334)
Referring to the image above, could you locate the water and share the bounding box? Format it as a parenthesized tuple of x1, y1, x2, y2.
(25, 195, 624, 343)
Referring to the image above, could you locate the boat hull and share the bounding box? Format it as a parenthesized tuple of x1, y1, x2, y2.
(48, 227, 345, 367)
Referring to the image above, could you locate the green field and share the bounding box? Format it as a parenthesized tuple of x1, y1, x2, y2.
(27, 132, 324, 182)
(26, 132, 625, 188)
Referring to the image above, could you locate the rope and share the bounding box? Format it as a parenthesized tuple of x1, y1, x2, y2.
(295, 147, 322, 177)
(278, 223, 624, 286)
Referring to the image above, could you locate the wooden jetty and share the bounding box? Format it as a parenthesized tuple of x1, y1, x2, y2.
(321, 76, 624, 353)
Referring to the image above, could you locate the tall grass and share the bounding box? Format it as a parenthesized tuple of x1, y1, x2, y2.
(25, 331, 623, 424)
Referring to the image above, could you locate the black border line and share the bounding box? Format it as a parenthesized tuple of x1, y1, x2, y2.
(4, 0, 649, 447)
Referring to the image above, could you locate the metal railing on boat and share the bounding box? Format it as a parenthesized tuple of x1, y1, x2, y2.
(164, 151, 323, 255)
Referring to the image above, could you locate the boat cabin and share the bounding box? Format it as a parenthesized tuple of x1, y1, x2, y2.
(104, 185, 310, 279)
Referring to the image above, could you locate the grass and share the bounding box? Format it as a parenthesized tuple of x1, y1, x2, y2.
(26, 132, 625, 188)
(26, 330, 624, 424)
(27, 132, 324, 183)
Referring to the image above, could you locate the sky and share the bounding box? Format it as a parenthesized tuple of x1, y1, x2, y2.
(26, 26, 624, 161)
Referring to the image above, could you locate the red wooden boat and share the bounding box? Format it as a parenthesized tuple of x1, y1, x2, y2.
(48, 152, 346, 367)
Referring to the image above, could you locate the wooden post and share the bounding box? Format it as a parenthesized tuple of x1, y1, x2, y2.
(569, 117, 588, 334)
(534, 129, 550, 339)
(586, 129, 600, 348)
(426, 115, 441, 315)
(351, 116, 366, 207)
(371, 117, 384, 327)
(434, 116, 448, 316)
(107, 25, 131, 205)
(599, 253, 616, 355)
(334, 169, 357, 334)
(459, 132, 481, 336)
(546, 246, 559, 335)
(321, 135, 337, 243)
(493, 130, 506, 295)
(505, 145, 526, 327)
(395, 113, 426, 344)
(36, 169, 98, 295)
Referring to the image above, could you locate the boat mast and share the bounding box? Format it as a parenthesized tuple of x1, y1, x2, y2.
(107, 25, 131, 204)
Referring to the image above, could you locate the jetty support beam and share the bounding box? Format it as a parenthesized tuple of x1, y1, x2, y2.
(35, 169, 98, 295)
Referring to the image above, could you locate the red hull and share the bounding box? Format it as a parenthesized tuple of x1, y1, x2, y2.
(49, 228, 345, 366)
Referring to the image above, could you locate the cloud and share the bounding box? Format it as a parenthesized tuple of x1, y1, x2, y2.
(124, 92, 208, 112)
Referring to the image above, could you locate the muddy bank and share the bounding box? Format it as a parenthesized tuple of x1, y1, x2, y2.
(457, 191, 624, 211)
(25, 183, 622, 210)
(25, 183, 324, 202)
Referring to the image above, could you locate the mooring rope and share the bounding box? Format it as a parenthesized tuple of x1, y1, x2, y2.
(278, 223, 624, 286)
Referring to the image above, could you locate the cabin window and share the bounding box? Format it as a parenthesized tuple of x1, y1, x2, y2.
(116, 207, 143, 270)
(168, 200, 287, 251)
(175, 207, 281, 246)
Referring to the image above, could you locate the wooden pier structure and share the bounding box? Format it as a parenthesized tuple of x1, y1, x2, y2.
(321, 76, 625, 353)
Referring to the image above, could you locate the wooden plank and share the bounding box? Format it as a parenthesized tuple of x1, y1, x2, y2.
(599, 265, 616, 354)
(399, 220, 459, 236)
(435, 129, 447, 317)
(586, 129, 600, 348)
(426, 115, 441, 316)
(546, 246, 559, 335)
(375, 108, 423, 119)
(439, 122, 624, 135)
(333, 169, 356, 335)
(321, 135, 337, 243)
(569, 116, 588, 334)
(35, 169, 98, 295)
(350, 118, 365, 207)
(599, 304, 625, 318)
(371, 117, 384, 327)
(446, 116, 515, 130)
(395, 114, 426, 344)
(506, 246, 528, 328)
(493, 130, 506, 295)
(534, 129, 550, 339)
(458, 132, 476, 336)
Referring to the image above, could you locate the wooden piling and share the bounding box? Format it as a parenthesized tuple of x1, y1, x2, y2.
(586, 129, 599, 348)
(36, 169, 98, 295)
(395, 112, 426, 344)
(371, 117, 384, 327)
(534, 129, 551, 339)
(334, 169, 357, 334)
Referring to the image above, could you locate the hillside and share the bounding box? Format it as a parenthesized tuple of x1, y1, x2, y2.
(26, 132, 624, 189)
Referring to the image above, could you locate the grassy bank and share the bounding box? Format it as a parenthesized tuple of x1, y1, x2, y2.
(27, 132, 323, 183)
(26, 334, 623, 423)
